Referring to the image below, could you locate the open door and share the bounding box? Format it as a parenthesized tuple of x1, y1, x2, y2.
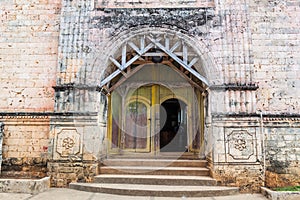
(160, 98, 187, 152)
(107, 64, 205, 155)
(101, 34, 209, 157)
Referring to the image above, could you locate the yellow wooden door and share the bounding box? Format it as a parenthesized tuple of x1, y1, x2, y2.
(123, 100, 151, 152)
(108, 84, 203, 154)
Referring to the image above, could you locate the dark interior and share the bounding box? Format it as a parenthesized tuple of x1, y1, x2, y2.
(160, 98, 187, 152)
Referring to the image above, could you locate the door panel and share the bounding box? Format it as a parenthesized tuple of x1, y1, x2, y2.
(108, 84, 203, 154)
(124, 101, 150, 152)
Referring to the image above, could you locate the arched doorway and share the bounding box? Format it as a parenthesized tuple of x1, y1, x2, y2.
(108, 79, 205, 154)
(101, 33, 209, 156)
(160, 98, 188, 152)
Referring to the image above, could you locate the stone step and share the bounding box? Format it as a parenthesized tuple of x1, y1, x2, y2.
(69, 183, 239, 197)
(106, 152, 201, 160)
(102, 159, 207, 168)
(95, 174, 217, 186)
(100, 166, 210, 176)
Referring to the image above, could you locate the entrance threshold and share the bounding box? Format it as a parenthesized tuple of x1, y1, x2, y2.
(105, 152, 202, 160)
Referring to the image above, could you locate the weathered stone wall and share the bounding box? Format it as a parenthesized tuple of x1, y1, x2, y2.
(213, 164, 263, 193)
(0, 116, 50, 178)
(208, 115, 263, 192)
(0, 123, 4, 174)
(0, 0, 61, 177)
(0, 0, 299, 192)
(48, 0, 299, 190)
(264, 118, 300, 188)
(47, 111, 104, 186)
(0, 0, 60, 112)
(47, 162, 97, 187)
(96, 0, 214, 8)
(211, 0, 300, 191)
(250, 0, 300, 114)
(249, 0, 300, 189)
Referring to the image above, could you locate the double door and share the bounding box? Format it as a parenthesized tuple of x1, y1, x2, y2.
(108, 84, 202, 153)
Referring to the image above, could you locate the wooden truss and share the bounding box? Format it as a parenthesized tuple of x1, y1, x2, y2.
(100, 34, 209, 93)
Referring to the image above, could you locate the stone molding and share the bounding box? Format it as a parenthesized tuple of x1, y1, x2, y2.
(212, 113, 300, 122)
(0, 112, 98, 118)
(0, 112, 99, 126)
(91, 8, 216, 37)
(96, 0, 215, 9)
(210, 84, 259, 91)
(53, 84, 99, 92)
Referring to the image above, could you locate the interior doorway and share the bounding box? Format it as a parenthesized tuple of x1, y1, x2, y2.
(160, 98, 187, 152)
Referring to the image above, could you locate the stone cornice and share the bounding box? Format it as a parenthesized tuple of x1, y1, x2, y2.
(95, 0, 215, 9)
(210, 83, 259, 91)
(0, 112, 98, 119)
(212, 113, 300, 123)
(53, 84, 99, 91)
(91, 7, 216, 36)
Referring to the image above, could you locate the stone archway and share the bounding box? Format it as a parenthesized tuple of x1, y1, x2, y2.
(99, 32, 210, 93)
(92, 28, 222, 87)
(98, 30, 216, 157)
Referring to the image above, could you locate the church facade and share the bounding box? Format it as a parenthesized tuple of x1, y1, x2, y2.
(0, 0, 299, 192)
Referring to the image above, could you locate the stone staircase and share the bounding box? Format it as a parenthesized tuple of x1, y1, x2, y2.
(70, 156, 239, 197)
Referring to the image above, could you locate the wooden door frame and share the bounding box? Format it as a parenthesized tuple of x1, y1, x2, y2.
(107, 85, 205, 155)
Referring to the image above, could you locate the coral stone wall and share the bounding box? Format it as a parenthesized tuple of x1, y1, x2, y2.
(264, 121, 300, 188)
(250, 0, 300, 188)
(0, 0, 60, 112)
(1, 118, 50, 178)
(250, 0, 300, 114)
(0, 0, 61, 177)
(0, 0, 299, 192)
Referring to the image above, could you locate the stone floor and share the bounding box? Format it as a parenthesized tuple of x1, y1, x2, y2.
(0, 188, 268, 200)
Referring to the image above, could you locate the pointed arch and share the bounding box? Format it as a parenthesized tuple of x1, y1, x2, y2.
(96, 29, 222, 93)
(100, 33, 209, 89)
